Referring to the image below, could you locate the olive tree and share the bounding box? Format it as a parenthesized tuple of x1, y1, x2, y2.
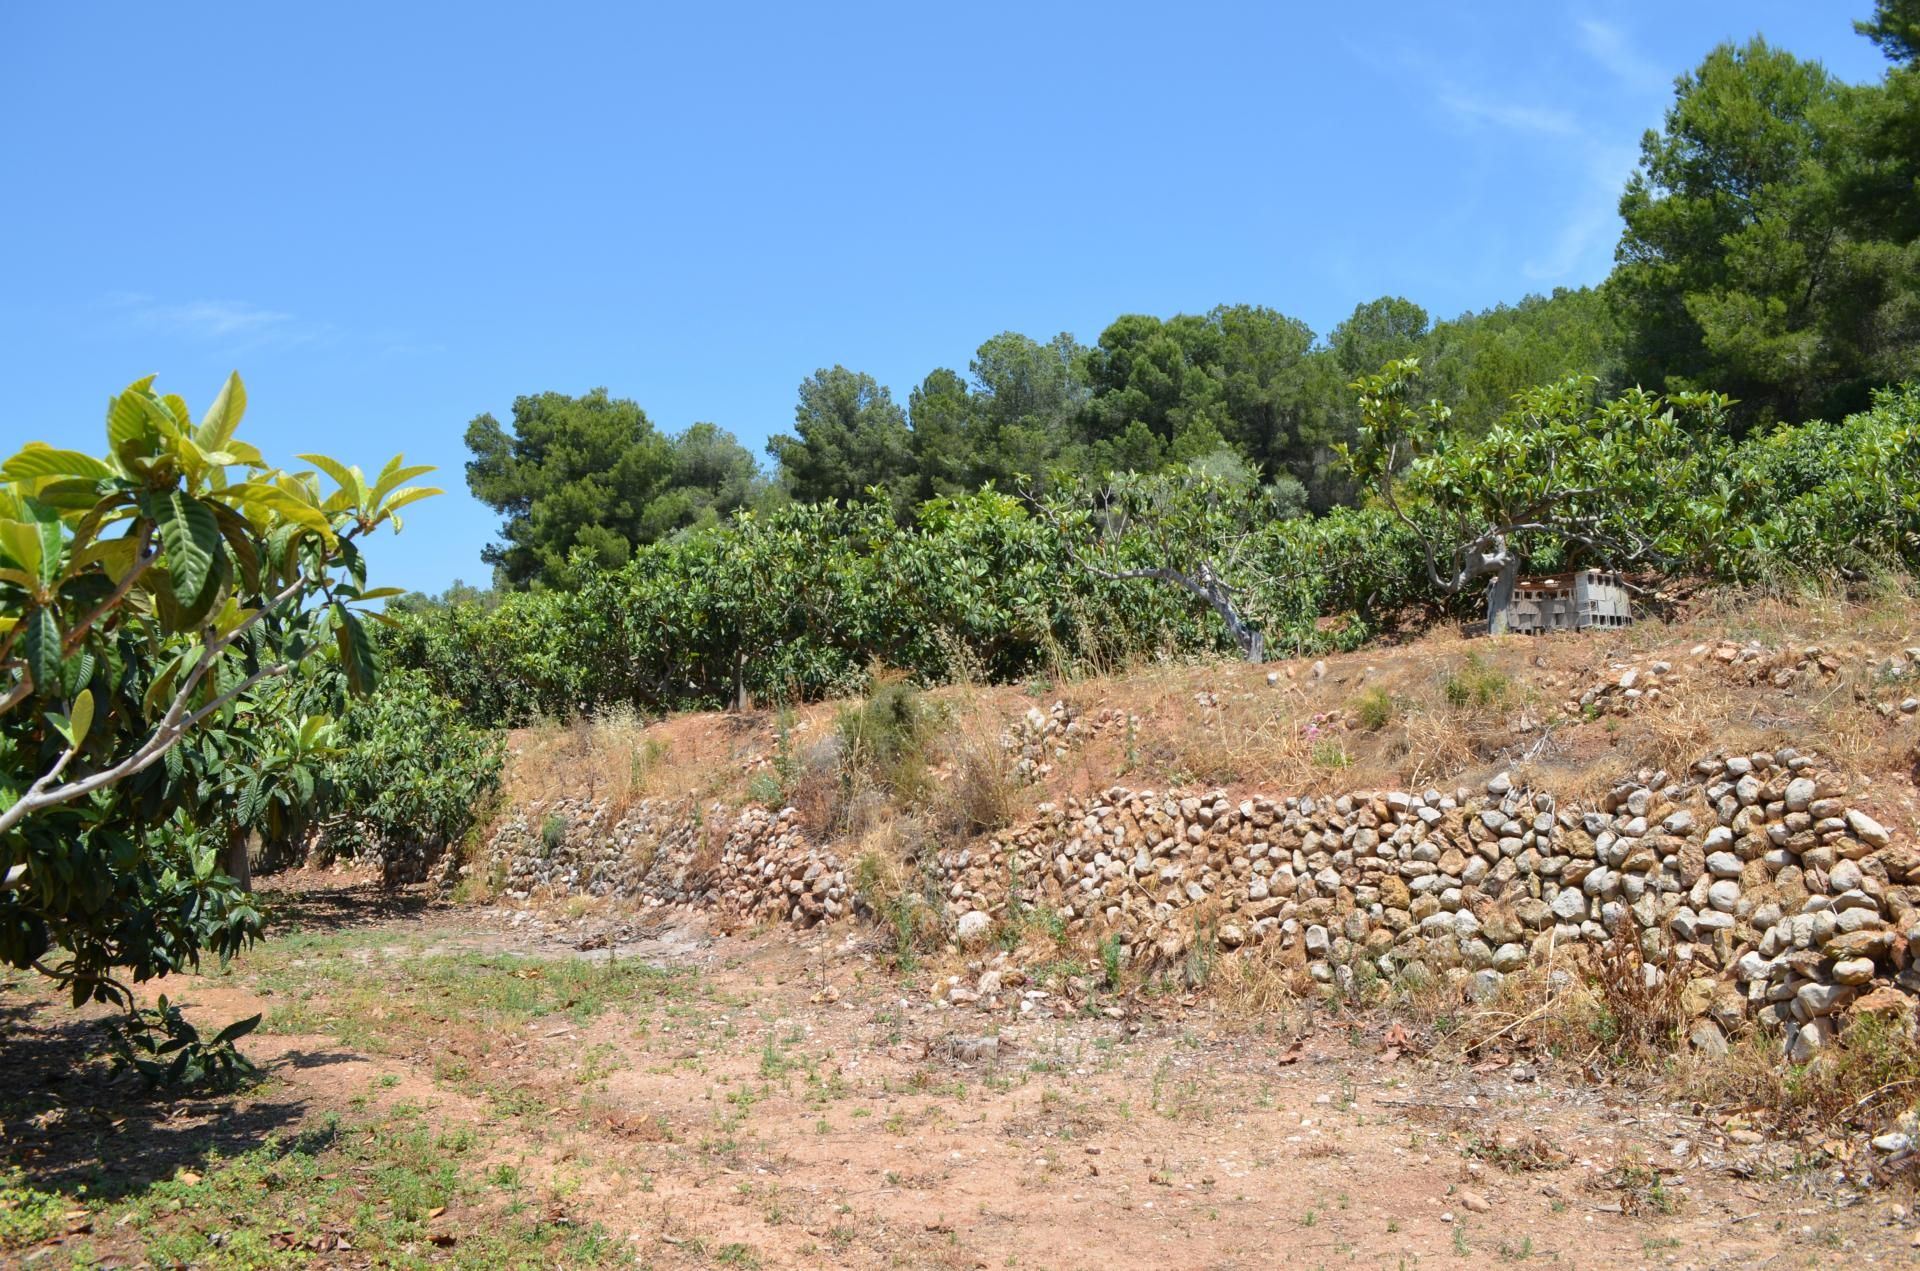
(0, 372, 435, 1002)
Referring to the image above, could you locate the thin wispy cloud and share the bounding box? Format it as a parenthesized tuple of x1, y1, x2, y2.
(139, 299, 296, 338)
(1438, 91, 1579, 137)
(102, 292, 320, 349)
(1523, 144, 1640, 281)
(1576, 17, 1669, 95)
(93, 293, 456, 356)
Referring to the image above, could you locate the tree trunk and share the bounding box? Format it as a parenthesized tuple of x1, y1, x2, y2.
(1208, 591, 1264, 663)
(1485, 554, 1521, 635)
(224, 827, 253, 891)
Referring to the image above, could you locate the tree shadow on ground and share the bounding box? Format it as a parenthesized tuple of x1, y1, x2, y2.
(0, 998, 324, 1203)
(253, 879, 440, 935)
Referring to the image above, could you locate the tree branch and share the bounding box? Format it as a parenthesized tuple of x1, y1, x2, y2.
(0, 569, 313, 839)
(63, 523, 159, 656)
(0, 659, 293, 840)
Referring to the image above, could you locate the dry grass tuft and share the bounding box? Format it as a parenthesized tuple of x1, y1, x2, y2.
(1676, 1011, 1920, 1145)
(1210, 939, 1312, 1030)
(849, 819, 944, 961)
(926, 702, 1031, 841)
(1398, 927, 1684, 1073)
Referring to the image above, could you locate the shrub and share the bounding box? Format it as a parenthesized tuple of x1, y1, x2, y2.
(0, 371, 427, 1006)
(1354, 686, 1396, 730)
(832, 678, 941, 826)
(852, 846, 940, 965)
(745, 771, 783, 807)
(380, 386, 1920, 728)
(1312, 740, 1351, 770)
(1099, 933, 1126, 991)
(106, 995, 262, 1092)
(317, 671, 506, 873)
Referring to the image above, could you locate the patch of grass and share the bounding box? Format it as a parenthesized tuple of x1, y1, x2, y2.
(852, 839, 942, 967)
(1353, 686, 1395, 731)
(941, 730, 1026, 838)
(8, 1110, 635, 1268)
(1311, 740, 1350, 770)
(1681, 1007, 1920, 1141)
(1442, 654, 1510, 710)
(540, 812, 569, 853)
(0, 1171, 67, 1250)
(746, 771, 783, 806)
(240, 931, 693, 1093)
(1098, 934, 1126, 992)
(839, 678, 938, 808)
(1601, 1157, 1682, 1216)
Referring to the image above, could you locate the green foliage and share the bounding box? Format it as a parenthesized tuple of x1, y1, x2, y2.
(316, 670, 505, 866)
(745, 771, 783, 806)
(384, 491, 1218, 724)
(1442, 654, 1511, 710)
(0, 372, 431, 1004)
(1711, 383, 1920, 579)
(1099, 933, 1125, 991)
(105, 993, 262, 1091)
(837, 680, 934, 793)
(766, 367, 916, 514)
(1347, 358, 1736, 626)
(1859, 0, 1920, 62)
(1611, 31, 1920, 427)
(1311, 740, 1351, 770)
(465, 388, 764, 589)
(0, 1170, 64, 1248)
(1420, 289, 1623, 434)
(852, 851, 939, 966)
(1354, 687, 1395, 731)
(541, 812, 569, 853)
(394, 375, 1920, 729)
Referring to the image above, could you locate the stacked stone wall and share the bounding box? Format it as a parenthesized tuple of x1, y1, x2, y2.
(486, 745, 1913, 1060)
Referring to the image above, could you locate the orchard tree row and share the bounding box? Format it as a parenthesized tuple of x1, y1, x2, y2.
(392, 377, 1920, 727)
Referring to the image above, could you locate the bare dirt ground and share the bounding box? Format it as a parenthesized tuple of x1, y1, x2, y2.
(6, 880, 1917, 1269)
(7, 593, 1920, 1267)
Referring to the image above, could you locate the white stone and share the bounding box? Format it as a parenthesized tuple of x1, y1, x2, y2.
(1846, 809, 1892, 849)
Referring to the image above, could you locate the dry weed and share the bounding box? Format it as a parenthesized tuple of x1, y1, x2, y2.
(1210, 938, 1311, 1030)
(926, 705, 1029, 841)
(1393, 704, 1479, 790)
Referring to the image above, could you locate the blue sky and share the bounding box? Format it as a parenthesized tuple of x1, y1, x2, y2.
(0, 2, 1892, 594)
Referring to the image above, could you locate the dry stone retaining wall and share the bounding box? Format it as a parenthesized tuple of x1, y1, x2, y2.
(486, 745, 1913, 1061)
(488, 797, 853, 928)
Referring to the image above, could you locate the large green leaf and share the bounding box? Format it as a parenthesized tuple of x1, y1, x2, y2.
(225, 483, 336, 545)
(146, 490, 223, 606)
(195, 372, 248, 451)
(0, 520, 42, 580)
(1, 446, 114, 484)
(21, 606, 59, 695)
(334, 603, 378, 695)
(298, 454, 366, 509)
(369, 459, 435, 508)
(68, 687, 95, 746)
